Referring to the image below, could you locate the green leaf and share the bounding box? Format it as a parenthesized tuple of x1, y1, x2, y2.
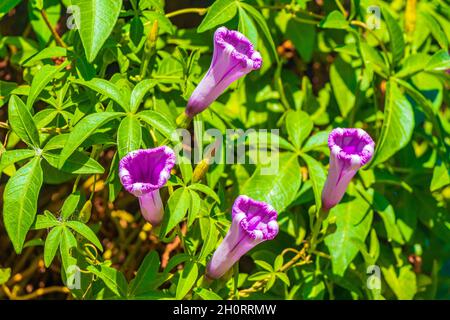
(286, 18, 316, 62)
(194, 287, 223, 300)
(425, 49, 450, 72)
(34, 210, 60, 229)
(382, 265, 417, 300)
(59, 112, 123, 167)
(117, 115, 142, 159)
(73, 78, 130, 111)
(130, 80, 157, 113)
(382, 8, 405, 68)
(87, 264, 128, 297)
(285, 110, 313, 149)
(430, 161, 450, 191)
(66, 220, 103, 250)
(371, 191, 404, 244)
(0, 149, 36, 172)
(197, 0, 238, 33)
(44, 226, 62, 267)
(3, 157, 43, 253)
(254, 260, 273, 272)
(128, 251, 160, 297)
(198, 221, 218, 262)
(242, 153, 301, 212)
(61, 192, 81, 220)
(188, 183, 220, 203)
(0, 0, 21, 14)
(359, 42, 389, 78)
(370, 80, 414, 167)
(175, 262, 198, 300)
(43, 150, 105, 174)
(0, 268, 11, 285)
(8, 95, 40, 147)
(238, 6, 258, 46)
(23, 46, 67, 66)
(187, 190, 201, 227)
(138, 110, 177, 141)
(28, 0, 61, 46)
(395, 53, 430, 78)
(324, 188, 373, 276)
(421, 12, 448, 50)
(319, 11, 348, 29)
(161, 187, 190, 236)
(72, 0, 122, 62)
(301, 153, 327, 210)
(330, 56, 357, 117)
(59, 226, 77, 272)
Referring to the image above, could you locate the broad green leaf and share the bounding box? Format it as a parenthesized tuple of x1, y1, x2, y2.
(198, 221, 218, 262)
(197, 0, 237, 33)
(138, 110, 177, 141)
(371, 191, 404, 244)
(44, 226, 62, 267)
(324, 188, 373, 276)
(194, 287, 223, 300)
(61, 192, 81, 220)
(425, 49, 450, 72)
(301, 153, 327, 210)
(395, 53, 430, 78)
(238, 6, 258, 46)
(8, 95, 40, 147)
(72, 0, 122, 62)
(44, 150, 105, 174)
(66, 220, 102, 250)
(117, 115, 142, 159)
(286, 18, 316, 62)
(430, 162, 449, 191)
(330, 56, 357, 117)
(3, 157, 43, 253)
(87, 264, 128, 297)
(128, 251, 160, 297)
(161, 187, 190, 236)
(319, 11, 348, 29)
(0, 149, 36, 172)
(382, 8, 405, 68)
(285, 110, 313, 149)
(242, 153, 301, 212)
(175, 262, 198, 300)
(382, 265, 417, 300)
(59, 112, 123, 167)
(370, 81, 414, 167)
(73, 78, 129, 111)
(130, 80, 157, 113)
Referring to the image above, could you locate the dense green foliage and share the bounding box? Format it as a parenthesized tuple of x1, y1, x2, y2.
(0, 0, 449, 300)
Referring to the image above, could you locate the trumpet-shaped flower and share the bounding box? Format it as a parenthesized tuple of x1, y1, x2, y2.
(119, 147, 176, 226)
(185, 26, 262, 118)
(321, 128, 375, 210)
(206, 195, 278, 279)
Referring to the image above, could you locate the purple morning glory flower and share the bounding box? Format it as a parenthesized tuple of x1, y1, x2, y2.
(206, 195, 278, 279)
(185, 27, 262, 118)
(321, 128, 375, 210)
(119, 147, 176, 226)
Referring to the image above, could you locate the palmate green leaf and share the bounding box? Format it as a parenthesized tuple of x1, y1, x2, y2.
(0, 149, 36, 172)
(8, 95, 40, 147)
(3, 157, 43, 253)
(72, 0, 122, 62)
(44, 150, 105, 174)
(129, 79, 157, 113)
(175, 262, 198, 300)
(285, 110, 313, 150)
(329, 56, 357, 117)
(44, 226, 63, 267)
(382, 8, 405, 68)
(128, 251, 160, 297)
(117, 115, 142, 159)
(324, 187, 373, 276)
(197, 0, 238, 33)
(66, 220, 103, 250)
(73, 78, 130, 111)
(161, 187, 190, 237)
(370, 80, 414, 167)
(59, 112, 123, 167)
(87, 264, 128, 298)
(138, 110, 177, 141)
(27, 62, 68, 109)
(301, 153, 327, 210)
(242, 153, 301, 213)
